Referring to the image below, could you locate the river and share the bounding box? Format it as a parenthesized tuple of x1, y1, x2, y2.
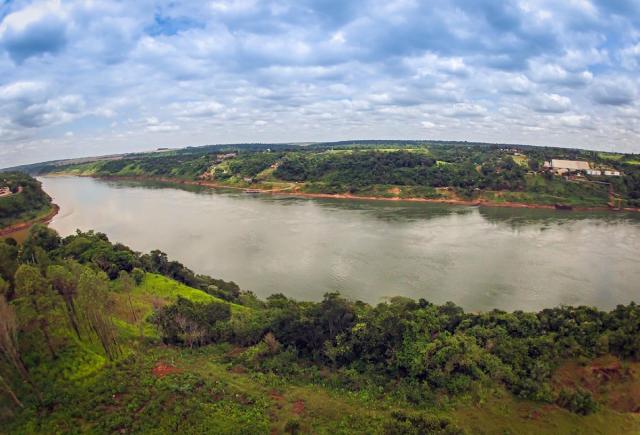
(40, 176, 640, 312)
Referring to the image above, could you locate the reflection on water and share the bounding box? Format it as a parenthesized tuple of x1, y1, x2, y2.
(41, 176, 640, 312)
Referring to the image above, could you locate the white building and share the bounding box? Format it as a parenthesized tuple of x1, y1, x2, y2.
(604, 170, 621, 177)
(547, 159, 591, 175)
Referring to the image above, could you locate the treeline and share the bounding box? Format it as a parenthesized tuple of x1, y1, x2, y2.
(0, 173, 52, 227)
(154, 290, 638, 414)
(1, 226, 244, 303)
(274, 150, 527, 194)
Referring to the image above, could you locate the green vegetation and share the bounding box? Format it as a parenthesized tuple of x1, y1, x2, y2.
(0, 173, 53, 228)
(33, 141, 640, 208)
(1, 225, 639, 433)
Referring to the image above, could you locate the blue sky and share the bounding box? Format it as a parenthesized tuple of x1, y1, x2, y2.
(0, 0, 639, 166)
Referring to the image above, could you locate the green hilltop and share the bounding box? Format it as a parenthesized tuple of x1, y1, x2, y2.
(0, 224, 639, 434)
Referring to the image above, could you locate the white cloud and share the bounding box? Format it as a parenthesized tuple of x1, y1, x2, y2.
(1, 0, 640, 166)
(530, 93, 572, 113)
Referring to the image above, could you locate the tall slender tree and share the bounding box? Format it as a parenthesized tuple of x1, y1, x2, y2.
(47, 265, 81, 339)
(77, 268, 120, 360)
(14, 265, 59, 359)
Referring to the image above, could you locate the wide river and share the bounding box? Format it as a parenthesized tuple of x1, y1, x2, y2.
(41, 176, 640, 312)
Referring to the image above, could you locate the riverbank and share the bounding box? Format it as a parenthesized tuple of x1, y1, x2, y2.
(47, 173, 640, 213)
(0, 203, 60, 237)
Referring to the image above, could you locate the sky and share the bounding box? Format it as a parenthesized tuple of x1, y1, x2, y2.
(0, 0, 639, 167)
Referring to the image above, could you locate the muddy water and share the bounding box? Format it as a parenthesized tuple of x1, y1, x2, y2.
(41, 176, 640, 311)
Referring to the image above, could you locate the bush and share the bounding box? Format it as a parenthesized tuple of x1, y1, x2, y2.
(383, 411, 464, 435)
(150, 297, 231, 346)
(556, 389, 599, 415)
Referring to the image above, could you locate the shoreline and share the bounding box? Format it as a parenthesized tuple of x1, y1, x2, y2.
(47, 173, 640, 213)
(0, 204, 60, 237)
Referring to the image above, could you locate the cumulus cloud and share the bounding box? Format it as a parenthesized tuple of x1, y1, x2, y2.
(0, 0, 639, 166)
(591, 78, 637, 105)
(0, 0, 69, 62)
(530, 93, 572, 113)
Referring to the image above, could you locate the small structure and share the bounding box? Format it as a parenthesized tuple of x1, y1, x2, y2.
(586, 169, 602, 176)
(604, 170, 621, 177)
(243, 177, 254, 184)
(546, 159, 590, 175)
(0, 186, 11, 197)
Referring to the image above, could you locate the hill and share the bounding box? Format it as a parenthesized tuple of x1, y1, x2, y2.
(30, 141, 640, 209)
(0, 225, 639, 433)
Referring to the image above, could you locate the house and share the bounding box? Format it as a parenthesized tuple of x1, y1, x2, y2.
(243, 177, 254, 183)
(604, 170, 621, 177)
(586, 169, 602, 176)
(0, 186, 12, 197)
(547, 159, 591, 174)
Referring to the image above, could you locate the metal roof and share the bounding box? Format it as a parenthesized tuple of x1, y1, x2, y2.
(551, 159, 590, 170)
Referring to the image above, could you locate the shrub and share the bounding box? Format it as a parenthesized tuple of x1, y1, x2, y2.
(556, 389, 599, 415)
(383, 411, 464, 435)
(150, 297, 231, 346)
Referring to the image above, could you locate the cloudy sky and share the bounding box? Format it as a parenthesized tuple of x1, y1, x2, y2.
(0, 0, 639, 167)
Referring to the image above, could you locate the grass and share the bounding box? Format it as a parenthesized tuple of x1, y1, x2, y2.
(132, 273, 248, 313)
(512, 154, 529, 167)
(599, 152, 624, 161)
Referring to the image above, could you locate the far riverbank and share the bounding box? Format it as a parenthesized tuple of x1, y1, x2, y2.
(49, 173, 640, 213)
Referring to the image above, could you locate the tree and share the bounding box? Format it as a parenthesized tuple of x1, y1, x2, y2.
(20, 225, 61, 264)
(150, 297, 231, 346)
(117, 270, 142, 340)
(0, 296, 29, 380)
(47, 264, 81, 339)
(14, 265, 59, 359)
(0, 241, 18, 298)
(0, 373, 22, 408)
(77, 268, 121, 360)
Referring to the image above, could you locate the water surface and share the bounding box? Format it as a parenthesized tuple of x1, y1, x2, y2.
(41, 176, 640, 312)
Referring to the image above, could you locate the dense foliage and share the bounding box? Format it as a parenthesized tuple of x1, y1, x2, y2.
(30, 141, 640, 206)
(1, 225, 638, 433)
(0, 173, 52, 227)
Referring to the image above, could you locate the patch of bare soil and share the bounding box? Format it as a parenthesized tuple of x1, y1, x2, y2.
(552, 356, 640, 413)
(226, 347, 246, 357)
(152, 362, 181, 378)
(292, 400, 305, 415)
(388, 187, 401, 196)
(229, 365, 247, 374)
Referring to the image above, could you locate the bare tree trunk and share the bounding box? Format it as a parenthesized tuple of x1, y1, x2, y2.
(64, 299, 81, 339)
(128, 294, 137, 323)
(31, 299, 56, 359)
(0, 374, 23, 408)
(40, 318, 57, 360)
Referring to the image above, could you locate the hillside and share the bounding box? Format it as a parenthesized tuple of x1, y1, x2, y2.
(34, 141, 640, 209)
(1, 225, 639, 434)
(0, 173, 54, 230)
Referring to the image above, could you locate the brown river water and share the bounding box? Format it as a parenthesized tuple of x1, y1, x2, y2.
(41, 176, 640, 312)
